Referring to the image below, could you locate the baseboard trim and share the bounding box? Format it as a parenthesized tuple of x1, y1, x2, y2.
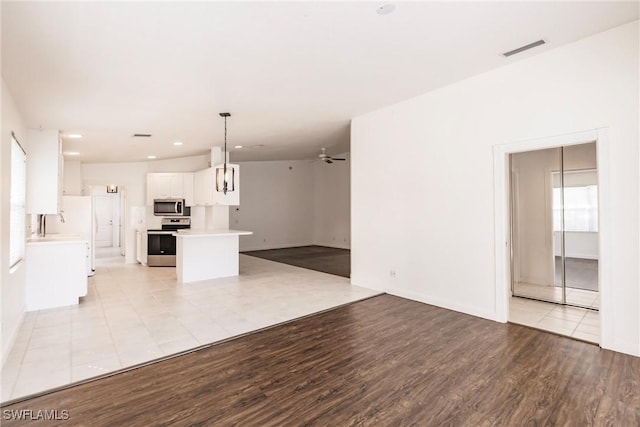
(377, 286, 499, 322)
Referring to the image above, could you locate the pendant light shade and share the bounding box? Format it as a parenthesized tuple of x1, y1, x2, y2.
(215, 112, 235, 195)
(215, 165, 235, 193)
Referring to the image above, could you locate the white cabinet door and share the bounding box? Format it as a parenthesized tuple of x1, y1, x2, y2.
(183, 173, 194, 206)
(147, 173, 172, 204)
(26, 241, 87, 311)
(154, 174, 173, 199)
(193, 171, 201, 206)
(193, 168, 212, 206)
(26, 129, 62, 214)
(147, 173, 195, 205)
(168, 174, 184, 198)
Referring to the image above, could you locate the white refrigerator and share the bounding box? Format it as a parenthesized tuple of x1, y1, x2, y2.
(47, 196, 95, 276)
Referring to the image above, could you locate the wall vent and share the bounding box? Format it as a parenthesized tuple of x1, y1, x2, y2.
(502, 39, 546, 57)
(133, 133, 152, 138)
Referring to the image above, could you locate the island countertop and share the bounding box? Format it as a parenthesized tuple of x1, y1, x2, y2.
(174, 229, 253, 238)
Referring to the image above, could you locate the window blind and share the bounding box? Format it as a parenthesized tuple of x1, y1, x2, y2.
(10, 135, 26, 268)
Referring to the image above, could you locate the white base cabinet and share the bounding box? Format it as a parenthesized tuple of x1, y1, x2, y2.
(25, 239, 88, 311)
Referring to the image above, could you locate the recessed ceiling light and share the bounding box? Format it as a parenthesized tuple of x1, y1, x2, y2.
(66, 134, 83, 139)
(64, 151, 80, 156)
(376, 4, 396, 15)
(147, 155, 157, 159)
(173, 141, 183, 146)
(234, 145, 243, 149)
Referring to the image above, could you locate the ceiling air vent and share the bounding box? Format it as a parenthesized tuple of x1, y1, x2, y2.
(133, 133, 152, 138)
(502, 39, 546, 57)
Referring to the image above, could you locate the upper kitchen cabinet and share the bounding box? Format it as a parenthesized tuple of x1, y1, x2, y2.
(193, 168, 213, 206)
(146, 173, 194, 206)
(193, 165, 240, 206)
(26, 129, 63, 214)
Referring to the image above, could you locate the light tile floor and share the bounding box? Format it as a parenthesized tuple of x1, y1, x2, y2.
(1, 252, 380, 402)
(513, 282, 599, 309)
(509, 296, 599, 344)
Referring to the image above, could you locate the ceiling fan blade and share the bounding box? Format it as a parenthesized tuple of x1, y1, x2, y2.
(332, 158, 346, 161)
(325, 159, 333, 164)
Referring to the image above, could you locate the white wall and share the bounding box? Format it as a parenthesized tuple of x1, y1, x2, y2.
(554, 232, 599, 260)
(230, 160, 315, 251)
(313, 152, 350, 249)
(351, 22, 639, 356)
(1, 79, 28, 363)
(63, 160, 82, 195)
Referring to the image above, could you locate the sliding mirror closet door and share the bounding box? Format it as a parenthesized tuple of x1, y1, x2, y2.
(511, 147, 563, 304)
(561, 143, 599, 309)
(511, 142, 599, 309)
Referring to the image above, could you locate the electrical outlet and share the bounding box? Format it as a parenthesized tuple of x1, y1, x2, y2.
(390, 270, 396, 278)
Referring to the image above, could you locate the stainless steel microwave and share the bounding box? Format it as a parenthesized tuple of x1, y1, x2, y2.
(153, 199, 184, 216)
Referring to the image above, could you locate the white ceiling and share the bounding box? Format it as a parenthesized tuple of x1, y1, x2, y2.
(2, 2, 637, 163)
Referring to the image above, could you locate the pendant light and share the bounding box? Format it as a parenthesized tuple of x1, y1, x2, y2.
(216, 112, 235, 195)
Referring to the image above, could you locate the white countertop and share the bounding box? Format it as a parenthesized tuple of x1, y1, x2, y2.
(27, 234, 88, 245)
(173, 229, 253, 238)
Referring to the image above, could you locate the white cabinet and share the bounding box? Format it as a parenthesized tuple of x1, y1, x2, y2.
(136, 231, 148, 265)
(26, 129, 63, 214)
(146, 173, 194, 206)
(25, 239, 88, 311)
(194, 168, 214, 206)
(183, 174, 194, 206)
(193, 165, 240, 206)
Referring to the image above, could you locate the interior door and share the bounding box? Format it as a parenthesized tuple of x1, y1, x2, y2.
(94, 195, 114, 248)
(561, 143, 599, 309)
(510, 147, 563, 304)
(511, 142, 599, 309)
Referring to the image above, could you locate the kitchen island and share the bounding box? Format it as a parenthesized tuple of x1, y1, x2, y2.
(174, 229, 252, 283)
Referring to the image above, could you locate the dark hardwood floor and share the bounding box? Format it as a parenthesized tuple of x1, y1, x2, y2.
(2, 294, 639, 426)
(243, 245, 350, 278)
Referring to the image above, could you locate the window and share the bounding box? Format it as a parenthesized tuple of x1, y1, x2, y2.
(10, 134, 26, 268)
(553, 185, 599, 232)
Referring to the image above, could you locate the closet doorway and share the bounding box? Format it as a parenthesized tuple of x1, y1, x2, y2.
(510, 142, 599, 310)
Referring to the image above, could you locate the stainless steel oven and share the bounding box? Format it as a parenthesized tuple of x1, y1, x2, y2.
(153, 199, 185, 216)
(147, 218, 190, 267)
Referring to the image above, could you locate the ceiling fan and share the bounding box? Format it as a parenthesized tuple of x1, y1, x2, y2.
(318, 148, 346, 164)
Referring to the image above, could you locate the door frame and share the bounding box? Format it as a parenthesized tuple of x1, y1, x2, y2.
(493, 128, 611, 348)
